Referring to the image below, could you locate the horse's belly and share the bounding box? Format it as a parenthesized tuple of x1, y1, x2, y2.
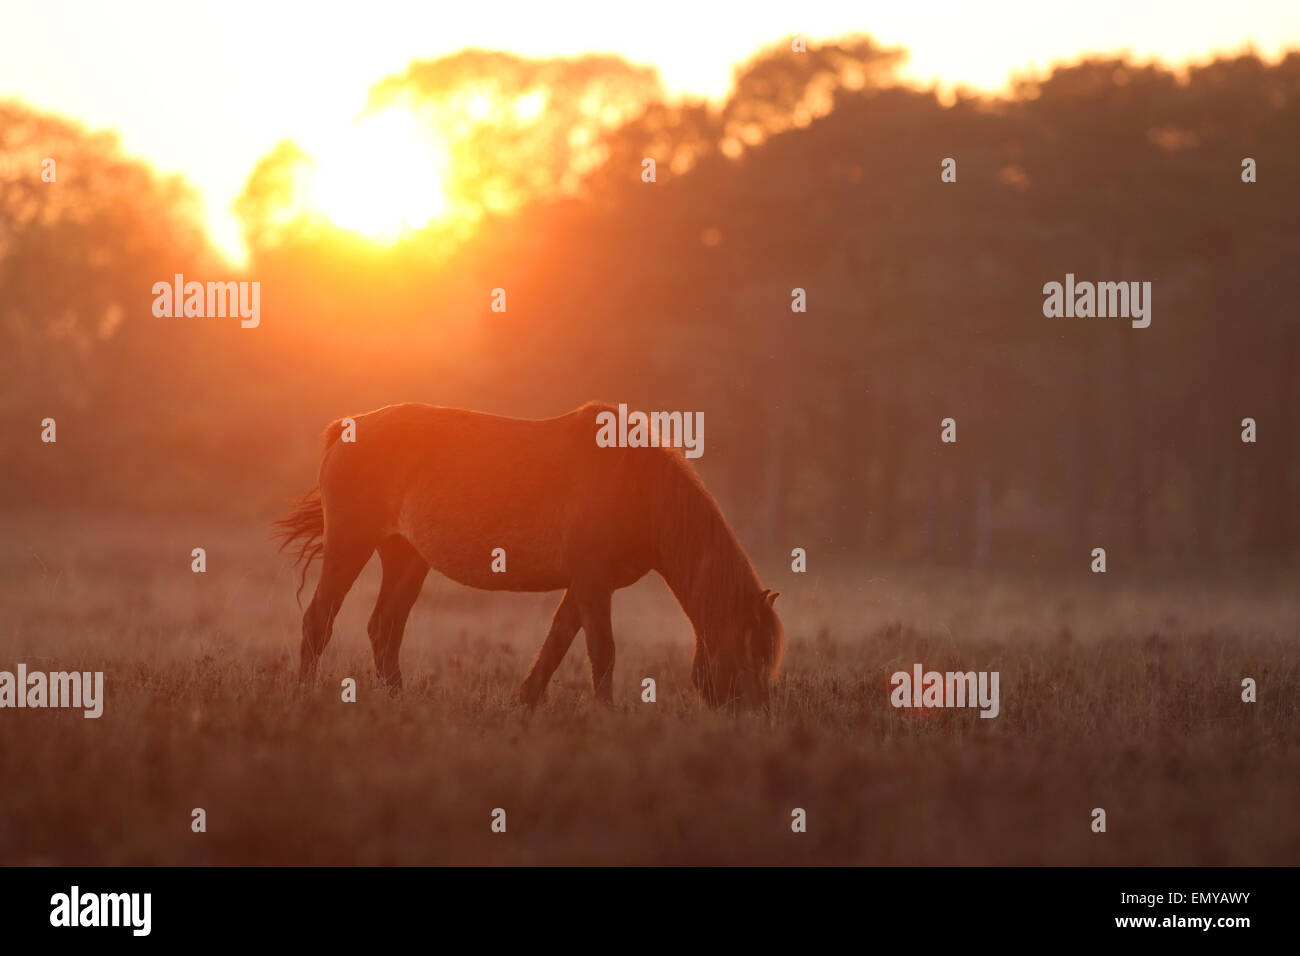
(393, 461, 648, 592)
(436, 564, 569, 592)
(398, 515, 570, 593)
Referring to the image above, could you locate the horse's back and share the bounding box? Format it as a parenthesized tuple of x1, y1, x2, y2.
(319, 403, 661, 591)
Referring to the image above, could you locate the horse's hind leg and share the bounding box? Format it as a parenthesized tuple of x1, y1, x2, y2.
(367, 535, 429, 691)
(576, 589, 615, 706)
(299, 530, 375, 683)
(516, 590, 582, 708)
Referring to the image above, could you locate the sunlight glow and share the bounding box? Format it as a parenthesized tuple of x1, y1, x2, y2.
(4, 0, 1298, 265)
(307, 109, 448, 243)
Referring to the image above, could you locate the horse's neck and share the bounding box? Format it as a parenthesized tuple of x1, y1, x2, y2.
(656, 491, 759, 640)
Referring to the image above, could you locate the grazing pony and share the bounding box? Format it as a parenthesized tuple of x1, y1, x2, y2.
(274, 403, 783, 708)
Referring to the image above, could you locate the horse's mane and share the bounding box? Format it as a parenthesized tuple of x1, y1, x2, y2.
(637, 447, 783, 676)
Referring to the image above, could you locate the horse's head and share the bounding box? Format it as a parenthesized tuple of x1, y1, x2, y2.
(692, 588, 784, 710)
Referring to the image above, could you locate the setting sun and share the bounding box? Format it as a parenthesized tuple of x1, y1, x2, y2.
(307, 109, 448, 242)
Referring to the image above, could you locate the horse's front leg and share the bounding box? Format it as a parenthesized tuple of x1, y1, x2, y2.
(516, 589, 582, 708)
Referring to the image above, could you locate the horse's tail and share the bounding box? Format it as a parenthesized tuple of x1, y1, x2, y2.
(273, 419, 348, 604)
(273, 488, 324, 605)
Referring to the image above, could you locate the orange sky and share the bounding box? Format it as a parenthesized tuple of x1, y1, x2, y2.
(3, 0, 1296, 264)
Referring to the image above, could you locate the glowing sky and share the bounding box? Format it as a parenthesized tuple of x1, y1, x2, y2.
(3, 0, 1297, 264)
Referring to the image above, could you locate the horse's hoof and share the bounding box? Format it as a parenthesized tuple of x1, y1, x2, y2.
(514, 686, 543, 710)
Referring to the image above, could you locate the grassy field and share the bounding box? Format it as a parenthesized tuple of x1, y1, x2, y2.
(1, 508, 1297, 865)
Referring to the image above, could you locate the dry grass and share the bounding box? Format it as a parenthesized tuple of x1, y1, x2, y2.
(1, 509, 1297, 865)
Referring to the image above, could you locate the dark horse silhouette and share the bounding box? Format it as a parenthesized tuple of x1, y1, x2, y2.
(275, 402, 783, 708)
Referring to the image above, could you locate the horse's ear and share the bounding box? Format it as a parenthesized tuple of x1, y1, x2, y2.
(762, 589, 780, 607)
